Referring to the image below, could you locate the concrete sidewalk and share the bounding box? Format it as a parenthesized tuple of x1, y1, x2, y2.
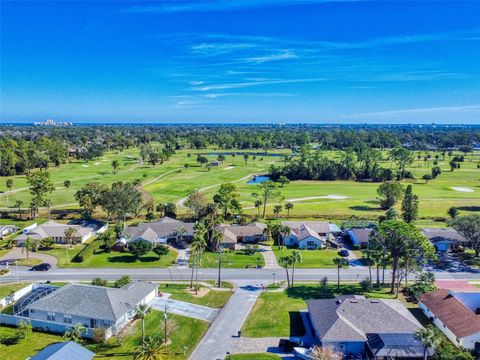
(259, 245, 281, 269)
(150, 295, 219, 323)
(189, 282, 262, 360)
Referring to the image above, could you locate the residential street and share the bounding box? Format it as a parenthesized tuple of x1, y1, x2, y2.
(2, 266, 480, 284)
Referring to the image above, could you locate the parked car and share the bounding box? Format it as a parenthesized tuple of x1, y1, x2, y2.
(30, 263, 51, 271)
(338, 249, 349, 257)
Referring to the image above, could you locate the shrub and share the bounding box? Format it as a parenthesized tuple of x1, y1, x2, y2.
(91, 277, 108, 287)
(153, 244, 169, 256)
(72, 240, 102, 263)
(113, 275, 131, 288)
(360, 278, 373, 292)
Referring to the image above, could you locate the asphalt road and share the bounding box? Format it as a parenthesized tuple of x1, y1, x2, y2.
(2, 266, 480, 284)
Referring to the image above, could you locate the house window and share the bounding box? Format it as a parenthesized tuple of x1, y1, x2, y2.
(307, 241, 315, 247)
(30, 309, 35, 314)
(47, 312, 55, 321)
(63, 314, 72, 324)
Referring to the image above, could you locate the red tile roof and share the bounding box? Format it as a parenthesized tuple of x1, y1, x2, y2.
(420, 289, 480, 338)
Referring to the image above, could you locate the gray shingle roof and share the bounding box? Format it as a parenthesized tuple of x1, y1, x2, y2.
(420, 227, 468, 244)
(30, 341, 95, 360)
(124, 217, 195, 240)
(307, 296, 422, 342)
(26, 282, 157, 322)
(282, 221, 331, 235)
(16, 221, 91, 241)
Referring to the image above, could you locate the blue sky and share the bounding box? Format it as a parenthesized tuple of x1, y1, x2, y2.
(1, 0, 479, 124)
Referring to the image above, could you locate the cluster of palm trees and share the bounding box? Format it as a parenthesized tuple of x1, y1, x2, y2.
(279, 250, 302, 287)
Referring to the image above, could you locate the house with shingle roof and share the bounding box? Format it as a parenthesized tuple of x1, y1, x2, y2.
(16, 221, 94, 245)
(217, 223, 267, 250)
(420, 228, 469, 252)
(282, 221, 334, 249)
(18, 282, 157, 338)
(307, 295, 431, 358)
(420, 289, 480, 350)
(117, 217, 195, 249)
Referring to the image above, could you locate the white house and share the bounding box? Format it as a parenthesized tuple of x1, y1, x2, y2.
(15, 221, 93, 245)
(0, 225, 19, 239)
(282, 221, 333, 249)
(420, 289, 480, 350)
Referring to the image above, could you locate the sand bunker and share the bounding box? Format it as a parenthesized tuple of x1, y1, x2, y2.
(94, 162, 101, 165)
(287, 195, 347, 202)
(81, 165, 89, 168)
(451, 187, 474, 193)
(223, 166, 234, 170)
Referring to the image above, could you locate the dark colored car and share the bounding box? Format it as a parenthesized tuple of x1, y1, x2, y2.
(338, 249, 349, 257)
(30, 263, 51, 271)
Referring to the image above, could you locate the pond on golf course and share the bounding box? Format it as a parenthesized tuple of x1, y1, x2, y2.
(247, 175, 271, 184)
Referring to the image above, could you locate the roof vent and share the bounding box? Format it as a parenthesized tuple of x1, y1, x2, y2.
(370, 300, 379, 303)
(349, 300, 358, 303)
(476, 308, 480, 315)
(336, 300, 342, 305)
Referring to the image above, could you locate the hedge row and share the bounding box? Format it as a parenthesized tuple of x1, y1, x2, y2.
(72, 240, 102, 263)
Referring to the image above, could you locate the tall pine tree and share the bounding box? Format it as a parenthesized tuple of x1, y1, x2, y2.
(401, 184, 418, 223)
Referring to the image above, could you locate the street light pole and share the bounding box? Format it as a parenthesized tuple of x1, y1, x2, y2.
(272, 273, 276, 285)
(217, 250, 222, 287)
(163, 304, 168, 343)
(15, 260, 19, 284)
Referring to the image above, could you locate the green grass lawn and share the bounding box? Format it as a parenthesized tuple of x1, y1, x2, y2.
(200, 250, 265, 268)
(159, 283, 232, 308)
(39, 246, 178, 268)
(273, 247, 341, 268)
(92, 310, 209, 360)
(242, 283, 427, 337)
(0, 326, 63, 360)
(0, 283, 31, 299)
(227, 354, 282, 360)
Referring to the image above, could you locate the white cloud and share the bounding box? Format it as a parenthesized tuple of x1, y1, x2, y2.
(244, 50, 298, 63)
(192, 77, 325, 91)
(344, 104, 480, 118)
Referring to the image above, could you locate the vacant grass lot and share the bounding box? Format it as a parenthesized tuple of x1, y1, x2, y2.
(242, 283, 428, 337)
(92, 310, 208, 360)
(158, 283, 232, 308)
(39, 246, 178, 268)
(273, 247, 341, 268)
(1, 148, 478, 221)
(200, 250, 265, 268)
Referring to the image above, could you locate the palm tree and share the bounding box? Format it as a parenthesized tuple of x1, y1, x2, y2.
(6, 178, 13, 207)
(285, 202, 293, 217)
(111, 160, 120, 173)
(14, 200, 23, 219)
(64, 180, 71, 205)
(174, 226, 186, 247)
(273, 204, 282, 218)
(415, 325, 439, 360)
(254, 199, 262, 217)
(22, 237, 36, 260)
(333, 257, 349, 290)
(243, 154, 249, 165)
(63, 323, 87, 343)
(190, 224, 207, 290)
(64, 227, 76, 249)
(290, 251, 302, 287)
(135, 304, 150, 344)
(279, 255, 292, 287)
(134, 335, 172, 360)
(45, 199, 52, 220)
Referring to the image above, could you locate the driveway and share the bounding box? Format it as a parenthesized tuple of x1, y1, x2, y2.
(0, 248, 58, 268)
(174, 247, 191, 268)
(258, 245, 280, 269)
(150, 295, 219, 323)
(189, 282, 262, 360)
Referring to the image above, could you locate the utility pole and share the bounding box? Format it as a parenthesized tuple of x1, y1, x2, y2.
(217, 249, 223, 287)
